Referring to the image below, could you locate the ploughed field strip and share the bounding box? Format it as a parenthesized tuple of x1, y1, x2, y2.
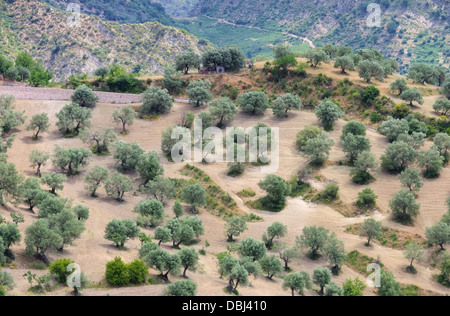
(0, 86, 142, 104)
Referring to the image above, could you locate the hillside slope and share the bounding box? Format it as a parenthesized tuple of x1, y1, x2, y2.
(192, 0, 449, 69)
(41, 0, 174, 25)
(0, 0, 211, 80)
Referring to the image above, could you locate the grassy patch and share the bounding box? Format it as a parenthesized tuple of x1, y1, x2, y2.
(345, 250, 383, 276)
(238, 188, 256, 198)
(173, 164, 242, 218)
(344, 224, 426, 250)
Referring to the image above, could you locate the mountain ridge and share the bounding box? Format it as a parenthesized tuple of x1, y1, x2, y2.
(0, 0, 211, 80)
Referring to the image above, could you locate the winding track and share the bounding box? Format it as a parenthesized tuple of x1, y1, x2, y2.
(0, 85, 142, 104)
(0, 85, 194, 104)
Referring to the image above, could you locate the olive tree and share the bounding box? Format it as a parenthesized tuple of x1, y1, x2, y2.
(342, 121, 366, 137)
(238, 238, 267, 262)
(433, 98, 450, 116)
(282, 271, 311, 296)
(426, 222, 450, 251)
(390, 78, 408, 95)
(104, 219, 140, 248)
(55, 103, 92, 136)
(417, 147, 444, 178)
(141, 247, 181, 281)
(80, 128, 117, 154)
(113, 105, 137, 134)
(358, 60, 384, 83)
(325, 283, 343, 297)
(19, 178, 44, 212)
(334, 55, 355, 74)
(154, 226, 172, 246)
(71, 85, 98, 108)
(140, 87, 173, 116)
(389, 189, 420, 223)
(259, 175, 290, 211)
(315, 100, 344, 131)
(401, 88, 424, 106)
(404, 242, 425, 273)
(136, 151, 164, 184)
(397, 132, 426, 150)
(179, 247, 199, 277)
(381, 141, 416, 173)
(302, 133, 335, 166)
(237, 91, 269, 115)
(360, 218, 382, 246)
(0, 160, 23, 206)
(351, 151, 378, 184)
(29, 150, 49, 177)
(342, 134, 371, 163)
(181, 183, 206, 213)
(434, 133, 450, 162)
(104, 172, 134, 202)
(272, 93, 302, 118)
(52, 146, 92, 175)
(262, 222, 287, 249)
(141, 176, 175, 204)
(41, 173, 67, 195)
(133, 199, 165, 228)
(175, 52, 200, 74)
(166, 280, 197, 296)
(225, 216, 248, 242)
(83, 166, 109, 197)
(379, 117, 410, 142)
(296, 226, 329, 259)
(296, 125, 324, 150)
(259, 255, 283, 279)
(209, 97, 237, 128)
(187, 80, 213, 107)
(313, 267, 332, 295)
(443, 79, 450, 99)
(73, 205, 89, 221)
(378, 270, 402, 297)
(113, 141, 144, 171)
(324, 233, 346, 274)
(26, 113, 50, 140)
(25, 219, 63, 263)
(48, 208, 85, 251)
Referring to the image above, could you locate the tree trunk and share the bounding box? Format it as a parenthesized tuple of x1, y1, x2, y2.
(96, 140, 102, 154)
(35, 127, 40, 139)
(122, 122, 127, 133)
(227, 234, 233, 242)
(233, 280, 240, 292)
(183, 267, 188, 277)
(37, 164, 42, 177)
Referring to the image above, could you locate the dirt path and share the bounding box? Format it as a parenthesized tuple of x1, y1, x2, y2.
(201, 15, 316, 49)
(0, 86, 142, 104)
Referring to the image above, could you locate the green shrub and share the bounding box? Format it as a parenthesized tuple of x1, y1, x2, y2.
(356, 188, 378, 210)
(49, 258, 75, 284)
(105, 257, 130, 286)
(319, 184, 339, 202)
(126, 259, 149, 284)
